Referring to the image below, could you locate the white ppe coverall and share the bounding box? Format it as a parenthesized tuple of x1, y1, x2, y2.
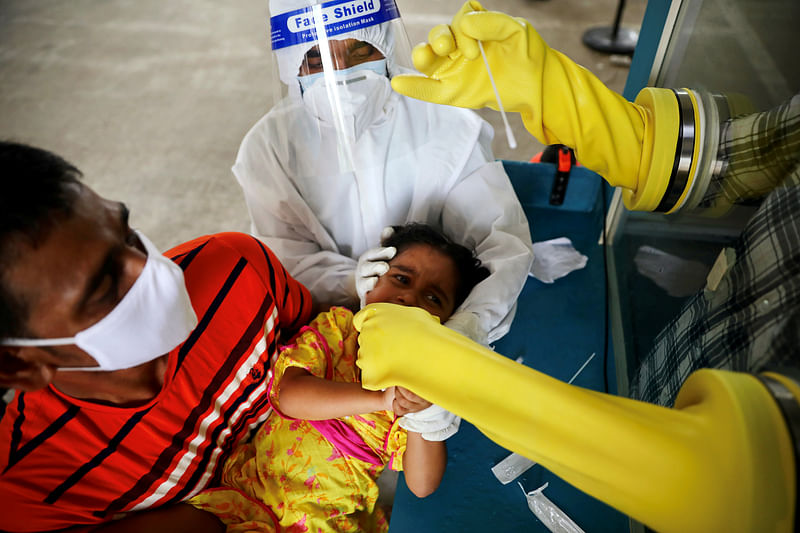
(238, 3, 533, 342)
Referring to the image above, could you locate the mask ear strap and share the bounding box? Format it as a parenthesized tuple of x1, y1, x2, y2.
(1, 337, 76, 347)
(56, 366, 101, 372)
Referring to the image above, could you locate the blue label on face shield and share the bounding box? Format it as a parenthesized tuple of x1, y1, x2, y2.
(270, 0, 400, 50)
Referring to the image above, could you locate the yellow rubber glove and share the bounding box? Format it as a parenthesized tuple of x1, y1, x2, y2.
(392, 2, 683, 212)
(353, 303, 795, 533)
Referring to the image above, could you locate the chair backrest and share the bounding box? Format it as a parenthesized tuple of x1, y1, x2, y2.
(501, 160, 602, 214)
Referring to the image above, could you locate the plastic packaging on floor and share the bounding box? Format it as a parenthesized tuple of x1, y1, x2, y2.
(519, 482, 585, 533)
(492, 452, 536, 484)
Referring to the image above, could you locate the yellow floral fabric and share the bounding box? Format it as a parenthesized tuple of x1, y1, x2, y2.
(189, 307, 406, 532)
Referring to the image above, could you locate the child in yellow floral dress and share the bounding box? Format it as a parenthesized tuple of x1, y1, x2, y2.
(189, 224, 489, 532)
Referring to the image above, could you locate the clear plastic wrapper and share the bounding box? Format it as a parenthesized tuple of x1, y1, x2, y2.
(491, 452, 536, 485)
(518, 482, 585, 533)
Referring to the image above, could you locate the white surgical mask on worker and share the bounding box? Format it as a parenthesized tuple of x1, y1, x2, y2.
(2, 230, 198, 372)
(299, 59, 391, 141)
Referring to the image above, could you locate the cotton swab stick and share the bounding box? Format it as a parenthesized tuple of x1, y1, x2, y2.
(478, 40, 517, 150)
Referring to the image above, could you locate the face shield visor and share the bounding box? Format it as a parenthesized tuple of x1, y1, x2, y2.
(269, 0, 414, 172)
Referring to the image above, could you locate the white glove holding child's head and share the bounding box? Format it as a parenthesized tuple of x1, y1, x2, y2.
(355, 227, 396, 308)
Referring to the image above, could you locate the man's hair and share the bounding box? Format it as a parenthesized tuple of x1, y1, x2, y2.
(0, 141, 83, 339)
(382, 223, 490, 310)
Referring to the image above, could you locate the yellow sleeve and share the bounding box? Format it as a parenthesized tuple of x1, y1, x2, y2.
(353, 303, 795, 533)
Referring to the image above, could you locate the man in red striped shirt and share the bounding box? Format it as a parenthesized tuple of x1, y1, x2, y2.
(0, 142, 314, 532)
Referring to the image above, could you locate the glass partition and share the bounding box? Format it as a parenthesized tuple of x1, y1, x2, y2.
(608, 0, 800, 396)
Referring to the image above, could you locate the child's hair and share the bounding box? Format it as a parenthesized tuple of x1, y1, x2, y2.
(382, 223, 490, 310)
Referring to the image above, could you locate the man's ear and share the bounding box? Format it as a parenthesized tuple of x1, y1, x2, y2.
(0, 347, 55, 391)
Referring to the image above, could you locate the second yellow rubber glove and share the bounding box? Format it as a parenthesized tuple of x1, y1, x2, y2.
(353, 303, 795, 533)
(392, 2, 682, 211)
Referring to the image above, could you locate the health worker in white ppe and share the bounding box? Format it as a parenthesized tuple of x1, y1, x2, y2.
(234, 0, 534, 346)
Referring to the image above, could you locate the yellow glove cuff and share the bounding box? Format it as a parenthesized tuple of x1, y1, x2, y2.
(625, 87, 704, 212)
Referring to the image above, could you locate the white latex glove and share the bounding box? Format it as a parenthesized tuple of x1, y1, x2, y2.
(356, 227, 396, 308)
(444, 310, 488, 346)
(529, 237, 588, 284)
(399, 403, 462, 441)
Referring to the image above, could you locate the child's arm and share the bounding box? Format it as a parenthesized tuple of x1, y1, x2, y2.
(277, 366, 395, 420)
(392, 387, 447, 498)
(402, 432, 447, 498)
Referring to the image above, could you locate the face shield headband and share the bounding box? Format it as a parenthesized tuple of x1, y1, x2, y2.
(270, 0, 401, 55)
(1, 230, 198, 372)
(269, 0, 409, 171)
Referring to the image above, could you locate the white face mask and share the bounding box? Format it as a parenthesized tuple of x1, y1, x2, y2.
(2, 230, 198, 372)
(299, 59, 393, 141)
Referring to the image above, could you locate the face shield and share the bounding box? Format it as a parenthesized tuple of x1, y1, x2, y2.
(269, 0, 414, 171)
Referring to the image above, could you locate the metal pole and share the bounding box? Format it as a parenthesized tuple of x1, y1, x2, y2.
(582, 0, 638, 55)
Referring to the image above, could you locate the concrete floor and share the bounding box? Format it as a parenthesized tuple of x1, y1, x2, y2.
(0, 0, 645, 251)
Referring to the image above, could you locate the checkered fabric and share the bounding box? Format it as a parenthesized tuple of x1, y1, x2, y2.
(630, 94, 800, 406)
(698, 94, 800, 214)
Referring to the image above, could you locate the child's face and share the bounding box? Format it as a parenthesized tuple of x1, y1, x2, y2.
(365, 244, 459, 322)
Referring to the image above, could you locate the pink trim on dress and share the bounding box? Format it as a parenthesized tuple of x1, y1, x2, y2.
(382, 414, 399, 453)
(299, 325, 334, 380)
(308, 418, 383, 466)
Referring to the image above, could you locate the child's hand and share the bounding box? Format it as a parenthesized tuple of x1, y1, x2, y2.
(382, 386, 397, 412)
(392, 387, 432, 416)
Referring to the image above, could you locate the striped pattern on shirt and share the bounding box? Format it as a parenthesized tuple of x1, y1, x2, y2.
(0, 232, 312, 531)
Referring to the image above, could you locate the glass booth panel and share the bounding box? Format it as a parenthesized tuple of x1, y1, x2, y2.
(608, 0, 800, 396)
